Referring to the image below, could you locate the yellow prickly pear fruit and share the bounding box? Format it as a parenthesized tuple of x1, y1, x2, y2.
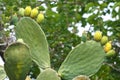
(30, 8, 38, 18)
(104, 42, 112, 52)
(101, 36, 108, 45)
(106, 49, 115, 57)
(18, 8, 25, 16)
(25, 76, 31, 80)
(36, 13, 44, 23)
(94, 31, 102, 41)
(24, 6, 32, 16)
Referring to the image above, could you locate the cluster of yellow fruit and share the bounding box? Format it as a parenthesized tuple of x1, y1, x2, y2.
(94, 31, 115, 57)
(18, 6, 44, 23)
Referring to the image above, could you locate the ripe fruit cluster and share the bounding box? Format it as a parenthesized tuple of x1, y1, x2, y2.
(93, 31, 115, 57)
(18, 6, 44, 23)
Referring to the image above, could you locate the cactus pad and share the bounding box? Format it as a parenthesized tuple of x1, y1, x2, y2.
(15, 17, 50, 69)
(36, 68, 61, 80)
(58, 41, 105, 80)
(4, 42, 32, 80)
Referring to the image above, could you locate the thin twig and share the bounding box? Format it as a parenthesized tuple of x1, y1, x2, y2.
(104, 62, 120, 72)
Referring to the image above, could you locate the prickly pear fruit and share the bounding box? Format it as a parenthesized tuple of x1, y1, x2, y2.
(104, 42, 112, 52)
(4, 42, 32, 80)
(18, 8, 25, 16)
(36, 13, 44, 23)
(72, 75, 90, 80)
(106, 49, 115, 57)
(94, 31, 102, 41)
(101, 36, 108, 45)
(30, 8, 38, 18)
(24, 6, 32, 16)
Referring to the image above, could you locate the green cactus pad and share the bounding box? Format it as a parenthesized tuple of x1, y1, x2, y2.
(58, 41, 105, 80)
(36, 68, 61, 80)
(15, 17, 50, 69)
(0, 65, 6, 80)
(4, 42, 32, 80)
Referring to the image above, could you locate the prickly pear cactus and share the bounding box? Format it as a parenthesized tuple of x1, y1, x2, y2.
(58, 41, 105, 80)
(36, 68, 61, 80)
(15, 17, 50, 69)
(4, 42, 32, 80)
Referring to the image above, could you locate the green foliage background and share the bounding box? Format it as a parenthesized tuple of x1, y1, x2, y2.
(0, 0, 120, 80)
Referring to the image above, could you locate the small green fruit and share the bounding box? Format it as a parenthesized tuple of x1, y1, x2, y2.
(106, 49, 115, 57)
(101, 36, 108, 45)
(36, 13, 44, 23)
(18, 8, 25, 16)
(24, 6, 32, 16)
(94, 31, 102, 41)
(30, 8, 38, 18)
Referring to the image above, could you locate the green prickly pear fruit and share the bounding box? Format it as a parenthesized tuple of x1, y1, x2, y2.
(18, 8, 25, 16)
(30, 8, 38, 18)
(4, 42, 32, 80)
(106, 49, 115, 57)
(24, 6, 32, 16)
(94, 31, 102, 41)
(72, 75, 90, 80)
(36, 13, 44, 23)
(101, 36, 108, 45)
